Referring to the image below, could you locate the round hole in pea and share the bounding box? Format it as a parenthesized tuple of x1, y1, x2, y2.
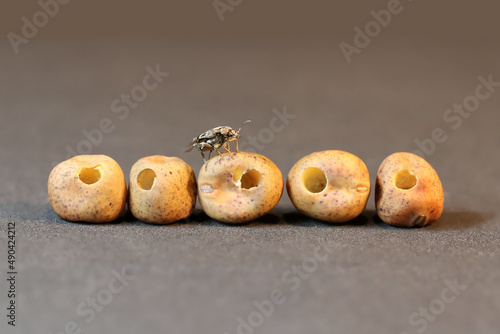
(137, 168, 157, 190)
(302, 167, 327, 193)
(78, 166, 101, 185)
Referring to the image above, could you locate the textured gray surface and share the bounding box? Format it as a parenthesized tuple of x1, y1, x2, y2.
(1, 37, 500, 334)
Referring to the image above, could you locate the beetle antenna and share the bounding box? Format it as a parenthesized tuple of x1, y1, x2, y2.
(236, 120, 251, 134)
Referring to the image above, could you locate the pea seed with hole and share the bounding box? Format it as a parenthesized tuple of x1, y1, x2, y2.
(287, 150, 371, 223)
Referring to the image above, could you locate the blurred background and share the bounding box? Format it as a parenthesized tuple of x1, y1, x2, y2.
(1, 0, 499, 333)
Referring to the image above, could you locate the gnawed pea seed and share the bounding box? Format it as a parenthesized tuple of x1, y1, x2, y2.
(287, 150, 371, 223)
(375, 152, 444, 227)
(128, 155, 196, 224)
(198, 152, 283, 223)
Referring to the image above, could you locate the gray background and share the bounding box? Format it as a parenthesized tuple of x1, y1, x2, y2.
(1, 0, 499, 333)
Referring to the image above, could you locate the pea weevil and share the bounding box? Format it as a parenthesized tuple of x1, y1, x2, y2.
(185, 120, 251, 163)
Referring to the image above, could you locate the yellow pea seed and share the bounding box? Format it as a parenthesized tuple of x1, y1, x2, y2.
(129, 155, 197, 224)
(375, 152, 444, 227)
(287, 150, 371, 223)
(48, 155, 127, 223)
(198, 152, 283, 224)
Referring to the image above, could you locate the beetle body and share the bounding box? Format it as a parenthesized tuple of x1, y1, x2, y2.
(185, 120, 251, 163)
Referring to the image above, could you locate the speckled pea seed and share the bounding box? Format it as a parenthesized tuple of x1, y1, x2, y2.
(286, 150, 371, 223)
(48, 155, 127, 223)
(128, 155, 197, 224)
(197, 152, 283, 224)
(375, 152, 444, 227)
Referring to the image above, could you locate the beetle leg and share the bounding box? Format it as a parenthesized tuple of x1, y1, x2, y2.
(235, 139, 240, 152)
(223, 142, 231, 153)
(203, 151, 213, 171)
(198, 142, 213, 151)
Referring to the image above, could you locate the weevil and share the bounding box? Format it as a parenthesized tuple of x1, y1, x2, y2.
(185, 120, 251, 163)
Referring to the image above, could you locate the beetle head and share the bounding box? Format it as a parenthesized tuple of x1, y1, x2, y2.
(228, 128, 239, 139)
